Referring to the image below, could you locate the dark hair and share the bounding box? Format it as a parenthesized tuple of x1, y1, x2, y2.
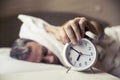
(10, 38, 34, 60)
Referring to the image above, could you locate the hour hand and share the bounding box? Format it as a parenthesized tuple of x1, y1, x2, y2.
(77, 54, 81, 61)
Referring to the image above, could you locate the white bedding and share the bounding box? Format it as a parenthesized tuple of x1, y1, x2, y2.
(0, 48, 64, 74)
(0, 48, 119, 80)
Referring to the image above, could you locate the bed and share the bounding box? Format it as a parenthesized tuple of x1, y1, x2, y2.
(0, 48, 119, 80)
(0, 13, 119, 79)
(0, 0, 120, 79)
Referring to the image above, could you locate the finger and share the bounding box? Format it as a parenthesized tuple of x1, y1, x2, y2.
(79, 17, 88, 37)
(70, 19, 81, 41)
(61, 28, 70, 44)
(88, 21, 99, 35)
(90, 21, 104, 38)
(64, 24, 77, 45)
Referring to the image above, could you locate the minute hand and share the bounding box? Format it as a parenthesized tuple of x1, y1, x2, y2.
(71, 47, 91, 56)
(70, 47, 83, 55)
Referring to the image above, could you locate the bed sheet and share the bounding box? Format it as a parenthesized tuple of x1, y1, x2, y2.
(0, 48, 119, 80)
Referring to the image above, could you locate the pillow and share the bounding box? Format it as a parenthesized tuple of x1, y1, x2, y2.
(0, 48, 63, 74)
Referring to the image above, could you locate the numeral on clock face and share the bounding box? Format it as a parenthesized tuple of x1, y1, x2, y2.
(79, 63, 81, 67)
(89, 47, 91, 50)
(89, 58, 92, 61)
(85, 61, 87, 65)
(64, 38, 97, 71)
(69, 57, 72, 62)
(74, 61, 76, 65)
(90, 52, 93, 56)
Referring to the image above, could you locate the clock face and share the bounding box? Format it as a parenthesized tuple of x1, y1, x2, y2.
(63, 38, 97, 71)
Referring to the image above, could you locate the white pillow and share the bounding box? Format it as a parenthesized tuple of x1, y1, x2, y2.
(0, 48, 64, 74)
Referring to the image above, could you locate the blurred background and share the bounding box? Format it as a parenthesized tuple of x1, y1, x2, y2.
(0, 0, 120, 47)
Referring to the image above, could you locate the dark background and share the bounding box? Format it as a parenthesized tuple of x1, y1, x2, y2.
(0, 0, 120, 47)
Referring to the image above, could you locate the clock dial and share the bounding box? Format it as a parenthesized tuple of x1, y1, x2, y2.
(63, 38, 97, 71)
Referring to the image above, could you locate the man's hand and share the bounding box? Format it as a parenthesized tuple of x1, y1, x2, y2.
(44, 17, 104, 45)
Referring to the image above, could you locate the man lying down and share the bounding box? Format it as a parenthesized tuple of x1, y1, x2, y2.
(10, 14, 120, 78)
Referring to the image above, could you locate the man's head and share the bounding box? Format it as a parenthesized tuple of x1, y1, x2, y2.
(10, 38, 61, 64)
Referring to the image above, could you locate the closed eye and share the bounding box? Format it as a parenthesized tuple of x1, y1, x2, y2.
(41, 59, 49, 63)
(42, 47, 48, 56)
(41, 59, 47, 63)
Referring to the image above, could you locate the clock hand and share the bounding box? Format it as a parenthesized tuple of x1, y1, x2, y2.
(70, 47, 83, 55)
(70, 47, 82, 61)
(71, 47, 91, 56)
(83, 54, 91, 56)
(77, 54, 81, 61)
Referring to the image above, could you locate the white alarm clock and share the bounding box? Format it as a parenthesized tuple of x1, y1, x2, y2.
(63, 31, 98, 71)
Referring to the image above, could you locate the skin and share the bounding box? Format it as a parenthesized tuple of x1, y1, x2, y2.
(45, 17, 104, 45)
(25, 41, 61, 64)
(23, 17, 104, 69)
(44, 17, 104, 69)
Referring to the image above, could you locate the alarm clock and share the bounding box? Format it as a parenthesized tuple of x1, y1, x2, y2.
(63, 31, 98, 71)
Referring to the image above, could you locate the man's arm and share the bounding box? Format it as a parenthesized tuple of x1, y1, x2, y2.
(44, 17, 105, 45)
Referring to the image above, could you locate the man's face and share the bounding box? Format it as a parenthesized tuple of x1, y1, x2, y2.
(25, 41, 60, 64)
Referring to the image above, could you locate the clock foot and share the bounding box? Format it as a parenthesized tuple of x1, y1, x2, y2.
(90, 67, 95, 73)
(66, 67, 71, 73)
